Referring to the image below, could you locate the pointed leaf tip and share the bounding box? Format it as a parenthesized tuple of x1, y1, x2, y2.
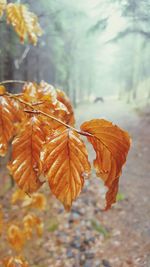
(42, 128, 91, 210)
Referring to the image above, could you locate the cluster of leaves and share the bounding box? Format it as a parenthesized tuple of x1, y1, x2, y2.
(0, 0, 42, 45)
(0, 81, 130, 212)
(0, 189, 46, 267)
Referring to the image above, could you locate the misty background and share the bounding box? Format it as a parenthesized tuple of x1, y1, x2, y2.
(0, 0, 150, 107)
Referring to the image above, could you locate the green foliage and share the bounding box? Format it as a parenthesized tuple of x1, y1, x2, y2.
(91, 220, 110, 237)
(116, 192, 126, 202)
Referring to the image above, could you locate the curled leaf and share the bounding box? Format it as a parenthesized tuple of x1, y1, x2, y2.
(56, 89, 75, 125)
(42, 128, 91, 210)
(81, 119, 131, 210)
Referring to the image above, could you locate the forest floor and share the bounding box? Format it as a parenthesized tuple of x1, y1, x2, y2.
(0, 98, 150, 267)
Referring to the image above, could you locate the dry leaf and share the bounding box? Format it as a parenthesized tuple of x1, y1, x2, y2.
(7, 224, 25, 252)
(11, 189, 26, 204)
(23, 214, 43, 239)
(42, 128, 91, 210)
(0, 205, 3, 235)
(8, 116, 45, 193)
(0, 85, 6, 94)
(0, 0, 6, 18)
(29, 193, 46, 210)
(3, 256, 29, 267)
(22, 192, 47, 210)
(81, 119, 130, 210)
(0, 95, 14, 156)
(6, 3, 42, 45)
(56, 89, 75, 125)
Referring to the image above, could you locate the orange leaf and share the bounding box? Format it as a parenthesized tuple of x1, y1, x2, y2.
(3, 256, 29, 267)
(56, 89, 75, 125)
(22, 192, 47, 210)
(10, 99, 27, 124)
(0, 85, 6, 94)
(80, 119, 131, 210)
(37, 82, 69, 121)
(30, 193, 47, 210)
(7, 224, 25, 252)
(23, 214, 43, 239)
(42, 128, 91, 210)
(8, 116, 45, 193)
(0, 205, 3, 235)
(0, 96, 14, 156)
(11, 189, 26, 204)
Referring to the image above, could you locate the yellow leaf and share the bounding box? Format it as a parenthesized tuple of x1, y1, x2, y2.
(30, 193, 47, 210)
(11, 189, 26, 204)
(42, 128, 91, 210)
(6, 3, 42, 45)
(0, 0, 6, 18)
(22, 192, 47, 210)
(8, 116, 45, 193)
(81, 119, 131, 210)
(23, 214, 43, 239)
(23, 214, 34, 239)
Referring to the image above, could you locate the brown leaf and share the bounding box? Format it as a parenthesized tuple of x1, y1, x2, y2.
(0, 96, 14, 156)
(42, 128, 91, 210)
(80, 119, 131, 210)
(8, 116, 45, 193)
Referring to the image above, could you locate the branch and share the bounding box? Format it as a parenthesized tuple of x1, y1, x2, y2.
(107, 28, 150, 43)
(3, 91, 92, 138)
(0, 80, 26, 85)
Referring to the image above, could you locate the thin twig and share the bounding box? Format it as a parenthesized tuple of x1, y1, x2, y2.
(0, 80, 26, 85)
(5, 92, 92, 138)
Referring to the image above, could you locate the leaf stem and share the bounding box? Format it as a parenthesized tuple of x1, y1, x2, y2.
(5, 92, 92, 138)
